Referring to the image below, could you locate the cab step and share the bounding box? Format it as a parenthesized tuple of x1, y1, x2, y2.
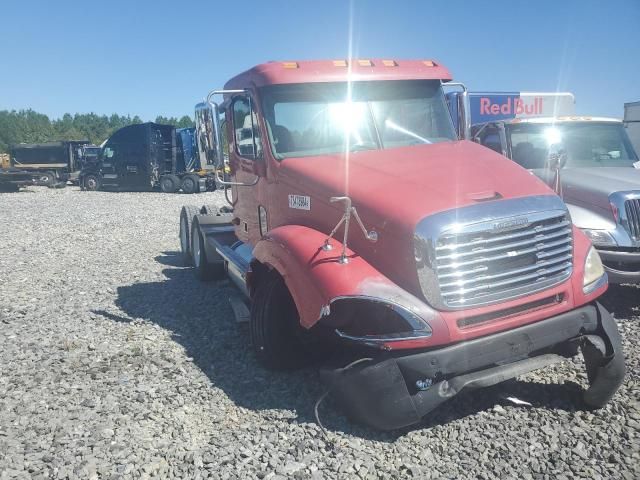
(229, 294, 250, 323)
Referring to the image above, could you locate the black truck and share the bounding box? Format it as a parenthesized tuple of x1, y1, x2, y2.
(79, 122, 214, 193)
(10, 140, 90, 187)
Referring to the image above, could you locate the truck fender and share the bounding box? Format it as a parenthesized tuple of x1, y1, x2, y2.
(251, 225, 448, 344)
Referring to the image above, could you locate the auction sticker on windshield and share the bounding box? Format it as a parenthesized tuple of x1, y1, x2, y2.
(289, 194, 311, 210)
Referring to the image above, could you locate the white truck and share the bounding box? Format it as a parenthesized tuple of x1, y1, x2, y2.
(624, 101, 640, 154)
(448, 92, 640, 283)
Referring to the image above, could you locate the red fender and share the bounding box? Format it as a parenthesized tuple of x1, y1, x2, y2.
(252, 225, 450, 346)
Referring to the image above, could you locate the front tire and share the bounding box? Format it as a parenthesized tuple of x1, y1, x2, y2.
(250, 273, 310, 370)
(83, 174, 100, 191)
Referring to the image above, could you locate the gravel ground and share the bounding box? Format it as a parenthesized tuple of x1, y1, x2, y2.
(0, 186, 638, 480)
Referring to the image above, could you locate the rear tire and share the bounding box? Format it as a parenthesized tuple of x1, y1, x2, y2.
(250, 273, 310, 370)
(179, 205, 200, 264)
(181, 174, 200, 194)
(38, 171, 56, 187)
(160, 174, 180, 193)
(190, 217, 225, 281)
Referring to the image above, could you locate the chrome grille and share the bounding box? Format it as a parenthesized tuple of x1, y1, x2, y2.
(624, 198, 640, 240)
(435, 213, 572, 308)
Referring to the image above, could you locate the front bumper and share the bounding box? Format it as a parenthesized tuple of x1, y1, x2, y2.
(598, 248, 640, 284)
(321, 303, 625, 430)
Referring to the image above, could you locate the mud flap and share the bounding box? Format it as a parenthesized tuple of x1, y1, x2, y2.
(581, 303, 626, 408)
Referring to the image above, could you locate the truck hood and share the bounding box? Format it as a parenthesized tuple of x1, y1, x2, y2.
(280, 140, 555, 232)
(532, 167, 640, 214)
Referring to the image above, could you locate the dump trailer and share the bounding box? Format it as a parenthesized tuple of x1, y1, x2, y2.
(79, 122, 216, 193)
(178, 60, 624, 430)
(624, 101, 640, 154)
(10, 140, 89, 187)
(449, 92, 640, 284)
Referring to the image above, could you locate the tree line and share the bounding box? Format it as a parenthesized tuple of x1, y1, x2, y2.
(0, 110, 194, 154)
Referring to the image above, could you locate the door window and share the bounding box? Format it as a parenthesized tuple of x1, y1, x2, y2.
(232, 97, 262, 159)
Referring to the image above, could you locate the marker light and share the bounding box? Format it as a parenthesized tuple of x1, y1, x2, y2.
(358, 59, 373, 67)
(581, 229, 617, 247)
(583, 246, 606, 293)
(333, 60, 348, 67)
(282, 62, 298, 69)
(382, 60, 397, 67)
(423, 60, 436, 67)
(544, 127, 562, 146)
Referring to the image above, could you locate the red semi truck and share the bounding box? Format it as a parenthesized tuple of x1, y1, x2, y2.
(179, 59, 625, 430)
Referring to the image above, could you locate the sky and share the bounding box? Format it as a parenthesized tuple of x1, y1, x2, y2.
(1, 0, 638, 121)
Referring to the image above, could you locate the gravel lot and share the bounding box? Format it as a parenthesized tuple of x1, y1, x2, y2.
(0, 186, 638, 480)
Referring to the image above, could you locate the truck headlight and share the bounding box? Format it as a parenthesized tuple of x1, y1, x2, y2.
(581, 229, 617, 247)
(583, 246, 606, 293)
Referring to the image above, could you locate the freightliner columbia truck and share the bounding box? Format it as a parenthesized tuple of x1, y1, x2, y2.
(448, 92, 640, 284)
(179, 60, 624, 430)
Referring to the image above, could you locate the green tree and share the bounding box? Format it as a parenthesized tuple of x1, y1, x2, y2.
(0, 109, 193, 154)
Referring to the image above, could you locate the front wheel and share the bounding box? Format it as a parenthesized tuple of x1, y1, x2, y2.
(250, 273, 312, 370)
(83, 174, 100, 191)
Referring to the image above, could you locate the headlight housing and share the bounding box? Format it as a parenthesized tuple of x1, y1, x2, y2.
(583, 246, 606, 293)
(581, 229, 617, 247)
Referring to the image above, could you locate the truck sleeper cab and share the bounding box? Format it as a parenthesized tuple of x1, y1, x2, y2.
(180, 61, 624, 430)
(79, 122, 216, 194)
(459, 92, 640, 284)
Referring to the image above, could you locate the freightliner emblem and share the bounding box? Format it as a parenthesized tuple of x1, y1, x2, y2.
(492, 217, 530, 233)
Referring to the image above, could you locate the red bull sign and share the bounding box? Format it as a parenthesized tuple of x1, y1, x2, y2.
(469, 92, 575, 123)
(480, 96, 545, 116)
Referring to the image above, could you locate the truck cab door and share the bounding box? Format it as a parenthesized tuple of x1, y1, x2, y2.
(228, 94, 265, 242)
(100, 144, 120, 187)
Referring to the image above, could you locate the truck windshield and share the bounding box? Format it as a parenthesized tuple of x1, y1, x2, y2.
(261, 80, 456, 159)
(508, 122, 638, 169)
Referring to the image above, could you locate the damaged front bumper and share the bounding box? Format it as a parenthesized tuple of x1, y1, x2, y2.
(320, 303, 625, 431)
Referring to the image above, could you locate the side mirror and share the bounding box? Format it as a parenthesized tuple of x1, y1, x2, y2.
(547, 143, 567, 196)
(547, 143, 567, 170)
(196, 88, 259, 187)
(444, 83, 471, 140)
(195, 101, 223, 169)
